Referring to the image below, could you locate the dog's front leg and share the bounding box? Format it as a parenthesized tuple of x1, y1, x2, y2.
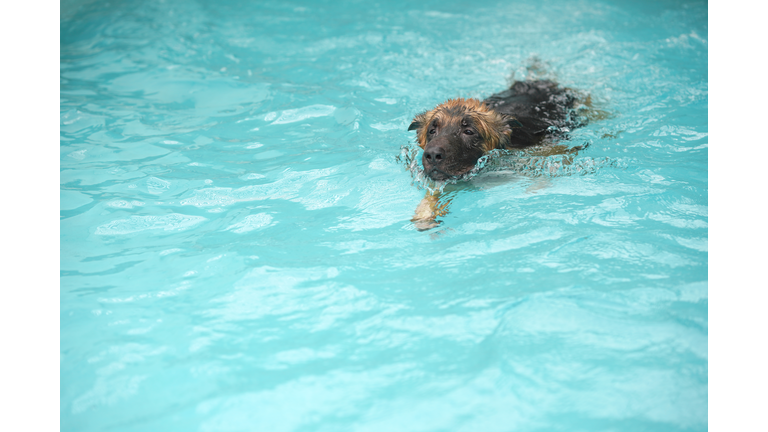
(411, 191, 449, 231)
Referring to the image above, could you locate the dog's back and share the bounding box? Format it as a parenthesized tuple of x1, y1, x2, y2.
(483, 80, 580, 148)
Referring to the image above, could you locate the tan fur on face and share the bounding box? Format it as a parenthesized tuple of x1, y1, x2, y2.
(412, 98, 514, 152)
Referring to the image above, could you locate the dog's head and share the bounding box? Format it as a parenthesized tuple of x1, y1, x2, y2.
(408, 98, 522, 181)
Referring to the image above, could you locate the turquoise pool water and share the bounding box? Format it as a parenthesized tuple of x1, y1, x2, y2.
(60, 0, 708, 430)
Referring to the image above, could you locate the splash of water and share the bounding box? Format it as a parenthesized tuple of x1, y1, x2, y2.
(397, 143, 631, 192)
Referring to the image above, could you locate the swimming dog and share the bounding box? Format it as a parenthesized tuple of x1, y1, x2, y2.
(408, 79, 585, 229)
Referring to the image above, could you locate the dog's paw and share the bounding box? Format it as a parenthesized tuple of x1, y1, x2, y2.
(412, 218, 441, 231)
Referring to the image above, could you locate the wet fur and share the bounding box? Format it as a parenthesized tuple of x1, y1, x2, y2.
(409, 80, 579, 155)
(410, 98, 516, 153)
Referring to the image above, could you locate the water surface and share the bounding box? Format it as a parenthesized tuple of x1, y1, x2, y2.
(61, 0, 708, 430)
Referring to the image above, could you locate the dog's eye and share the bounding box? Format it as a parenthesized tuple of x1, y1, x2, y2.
(428, 128, 436, 135)
(463, 129, 474, 135)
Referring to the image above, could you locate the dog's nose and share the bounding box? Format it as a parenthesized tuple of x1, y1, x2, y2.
(423, 146, 445, 166)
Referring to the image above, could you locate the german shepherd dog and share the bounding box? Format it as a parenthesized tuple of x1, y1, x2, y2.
(408, 79, 586, 230)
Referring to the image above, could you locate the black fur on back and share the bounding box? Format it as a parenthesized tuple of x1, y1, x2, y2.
(483, 80, 582, 148)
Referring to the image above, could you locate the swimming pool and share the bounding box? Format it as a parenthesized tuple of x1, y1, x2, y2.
(61, 0, 708, 430)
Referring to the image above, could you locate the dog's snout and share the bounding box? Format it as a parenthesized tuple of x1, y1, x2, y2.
(423, 146, 445, 165)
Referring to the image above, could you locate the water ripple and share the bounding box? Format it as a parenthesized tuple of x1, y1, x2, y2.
(95, 214, 206, 235)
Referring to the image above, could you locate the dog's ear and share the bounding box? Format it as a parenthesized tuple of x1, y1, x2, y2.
(496, 115, 522, 149)
(408, 112, 427, 131)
